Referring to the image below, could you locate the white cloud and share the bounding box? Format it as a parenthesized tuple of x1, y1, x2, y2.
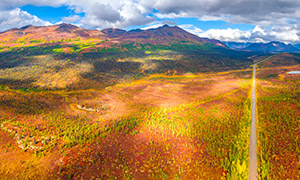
(178, 24, 299, 43)
(0, 8, 51, 32)
(115, 1, 155, 27)
(249, 25, 300, 43)
(178, 24, 203, 36)
(67, 0, 156, 29)
(270, 30, 299, 42)
(253, 26, 266, 35)
(0, 0, 156, 30)
(199, 15, 224, 21)
(0, 0, 66, 10)
(141, 23, 165, 30)
(252, 38, 266, 43)
(141, 20, 177, 30)
(90, 3, 121, 23)
(1, 0, 300, 28)
(199, 28, 251, 42)
(267, 26, 300, 42)
(62, 15, 80, 23)
(155, 12, 190, 19)
(150, 0, 300, 26)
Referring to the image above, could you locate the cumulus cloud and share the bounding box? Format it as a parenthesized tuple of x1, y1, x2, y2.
(66, 0, 155, 29)
(62, 15, 80, 23)
(252, 26, 266, 35)
(152, 0, 300, 26)
(0, 0, 156, 30)
(183, 24, 300, 43)
(151, 0, 300, 43)
(250, 25, 300, 43)
(198, 28, 252, 42)
(90, 3, 121, 23)
(162, 20, 177, 25)
(141, 20, 177, 30)
(141, 23, 166, 30)
(0, 8, 51, 32)
(116, 1, 155, 27)
(270, 30, 299, 42)
(178, 24, 203, 36)
(0, 0, 66, 10)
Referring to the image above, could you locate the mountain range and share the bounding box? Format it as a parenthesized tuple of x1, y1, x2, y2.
(1, 23, 299, 53)
(0, 23, 226, 48)
(224, 41, 299, 52)
(293, 44, 300, 49)
(223, 42, 253, 50)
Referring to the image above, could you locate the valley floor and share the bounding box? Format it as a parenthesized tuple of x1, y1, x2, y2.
(0, 69, 253, 179)
(0, 63, 299, 179)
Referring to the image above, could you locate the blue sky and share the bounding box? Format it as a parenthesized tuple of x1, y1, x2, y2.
(0, 0, 299, 43)
(21, 5, 73, 23)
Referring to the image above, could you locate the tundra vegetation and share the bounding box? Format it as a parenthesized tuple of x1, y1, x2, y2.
(256, 55, 300, 179)
(0, 36, 299, 179)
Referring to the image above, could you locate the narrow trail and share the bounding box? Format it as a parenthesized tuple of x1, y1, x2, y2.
(249, 64, 258, 179)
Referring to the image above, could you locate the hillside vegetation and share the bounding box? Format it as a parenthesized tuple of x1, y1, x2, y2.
(0, 38, 258, 91)
(256, 61, 300, 179)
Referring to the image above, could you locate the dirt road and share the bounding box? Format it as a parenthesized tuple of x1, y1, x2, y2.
(249, 64, 258, 179)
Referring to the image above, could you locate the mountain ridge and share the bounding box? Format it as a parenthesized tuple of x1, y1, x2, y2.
(0, 23, 226, 48)
(0, 23, 106, 42)
(1, 23, 299, 53)
(223, 42, 252, 50)
(223, 41, 299, 52)
(242, 41, 299, 52)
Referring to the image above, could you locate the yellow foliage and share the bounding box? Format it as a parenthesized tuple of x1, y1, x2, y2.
(278, 74, 284, 81)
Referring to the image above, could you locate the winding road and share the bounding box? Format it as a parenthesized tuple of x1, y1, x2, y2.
(249, 64, 258, 179)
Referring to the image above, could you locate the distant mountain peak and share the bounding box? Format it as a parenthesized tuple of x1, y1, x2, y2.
(57, 23, 78, 28)
(243, 41, 299, 52)
(269, 41, 282, 44)
(55, 23, 79, 33)
(223, 42, 252, 49)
